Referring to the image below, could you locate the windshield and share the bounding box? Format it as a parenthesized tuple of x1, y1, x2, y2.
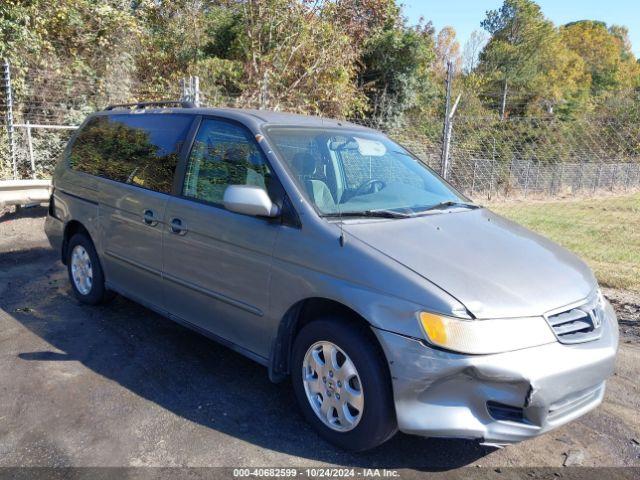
(266, 127, 467, 216)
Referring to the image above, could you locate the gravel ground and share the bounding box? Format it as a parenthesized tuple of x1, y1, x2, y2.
(0, 207, 639, 470)
(605, 288, 640, 343)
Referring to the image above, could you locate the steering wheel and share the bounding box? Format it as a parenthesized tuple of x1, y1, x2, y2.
(354, 179, 386, 196)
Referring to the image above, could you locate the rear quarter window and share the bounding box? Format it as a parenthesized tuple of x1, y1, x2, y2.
(68, 114, 193, 194)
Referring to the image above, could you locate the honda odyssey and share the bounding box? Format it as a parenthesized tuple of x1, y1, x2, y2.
(45, 101, 618, 451)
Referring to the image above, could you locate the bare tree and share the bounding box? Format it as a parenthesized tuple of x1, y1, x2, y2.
(434, 26, 462, 78)
(462, 29, 488, 73)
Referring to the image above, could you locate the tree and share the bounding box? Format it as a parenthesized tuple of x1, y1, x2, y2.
(478, 0, 590, 117)
(0, 0, 140, 121)
(561, 20, 640, 94)
(321, 0, 400, 47)
(462, 30, 488, 73)
(433, 26, 461, 78)
(236, 0, 363, 116)
(359, 21, 435, 126)
(134, 0, 211, 93)
(480, 0, 554, 87)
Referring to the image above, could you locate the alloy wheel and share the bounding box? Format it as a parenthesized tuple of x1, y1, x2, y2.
(302, 341, 364, 432)
(70, 245, 93, 295)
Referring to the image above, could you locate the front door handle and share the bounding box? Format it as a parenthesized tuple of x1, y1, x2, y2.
(142, 209, 158, 226)
(170, 218, 187, 235)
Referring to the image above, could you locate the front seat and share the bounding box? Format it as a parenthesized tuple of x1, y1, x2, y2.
(290, 152, 336, 212)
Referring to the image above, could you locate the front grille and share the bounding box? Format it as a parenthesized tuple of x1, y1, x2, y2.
(545, 292, 605, 344)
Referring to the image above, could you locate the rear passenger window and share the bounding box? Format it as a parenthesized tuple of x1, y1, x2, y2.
(183, 119, 272, 205)
(68, 114, 193, 194)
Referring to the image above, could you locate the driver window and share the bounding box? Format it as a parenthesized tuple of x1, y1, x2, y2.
(183, 119, 272, 205)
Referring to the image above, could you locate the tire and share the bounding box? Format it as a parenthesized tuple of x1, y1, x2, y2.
(291, 318, 397, 451)
(66, 232, 114, 305)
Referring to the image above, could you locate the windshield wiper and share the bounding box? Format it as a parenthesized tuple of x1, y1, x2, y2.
(323, 209, 412, 219)
(418, 201, 480, 213)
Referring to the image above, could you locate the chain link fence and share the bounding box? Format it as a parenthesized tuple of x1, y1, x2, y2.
(445, 116, 640, 199)
(3, 64, 640, 199)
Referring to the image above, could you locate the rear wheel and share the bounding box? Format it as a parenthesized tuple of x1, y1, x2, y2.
(292, 318, 397, 451)
(67, 233, 114, 305)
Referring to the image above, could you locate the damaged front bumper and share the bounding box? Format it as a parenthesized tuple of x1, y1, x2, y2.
(373, 301, 618, 446)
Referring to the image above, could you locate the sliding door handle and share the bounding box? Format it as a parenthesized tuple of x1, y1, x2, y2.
(170, 218, 187, 235)
(142, 209, 158, 226)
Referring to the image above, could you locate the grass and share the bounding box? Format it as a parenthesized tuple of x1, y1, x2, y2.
(488, 193, 640, 292)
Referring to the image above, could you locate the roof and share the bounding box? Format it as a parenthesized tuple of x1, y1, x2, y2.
(95, 104, 374, 132)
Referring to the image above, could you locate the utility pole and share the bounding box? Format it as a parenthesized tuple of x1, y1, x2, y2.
(440, 61, 460, 180)
(2, 59, 16, 179)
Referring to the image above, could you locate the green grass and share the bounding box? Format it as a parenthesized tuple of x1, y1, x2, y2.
(489, 193, 640, 292)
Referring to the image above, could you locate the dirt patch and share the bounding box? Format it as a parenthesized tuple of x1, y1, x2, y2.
(604, 288, 640, 344)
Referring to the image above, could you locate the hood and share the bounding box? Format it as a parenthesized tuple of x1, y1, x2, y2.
(343, 208, 596, 319)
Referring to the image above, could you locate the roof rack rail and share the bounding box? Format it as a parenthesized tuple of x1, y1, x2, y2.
(104, 100, 196, 111)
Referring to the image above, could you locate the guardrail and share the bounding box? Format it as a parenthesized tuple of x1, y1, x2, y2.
(0, 179, 52, 210)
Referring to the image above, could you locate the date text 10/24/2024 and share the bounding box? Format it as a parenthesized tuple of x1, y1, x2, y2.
(232, 469, 400, 478)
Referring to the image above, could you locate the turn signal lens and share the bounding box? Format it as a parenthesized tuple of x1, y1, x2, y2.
(418, 311, 556, 355)
(420, 312, 448, 344)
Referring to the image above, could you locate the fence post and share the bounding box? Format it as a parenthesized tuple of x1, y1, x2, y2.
(192, 76, 200, 107)
(538, 163, 542, 194)
(259, 71, 269, 110)
(523, 161, 531, 198)
(558, 163, 564, 195)
(440, 61, 453, 179)
(488, 138, 496, 199)
(610, 163, 617, 192)
(180, 76, 200, 106)
(26, 121, 36, 178)
(575, 162, 584, 194)
(2, 59, 17, 179)
(506, 159, 513, 197)
(594, 164, 602, 193)
(500, 78, 508, 120)
(180, 78, 186, 101)
(470, 159, 477, 197)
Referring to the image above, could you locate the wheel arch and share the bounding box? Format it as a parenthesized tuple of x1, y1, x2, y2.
(268, 297, 380, 383)
(61, 220, 91, 265)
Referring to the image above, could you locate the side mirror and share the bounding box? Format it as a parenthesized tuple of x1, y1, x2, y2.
(223, 185, 280, 218)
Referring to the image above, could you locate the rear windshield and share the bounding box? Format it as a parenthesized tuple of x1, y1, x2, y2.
(68, 114, 193, 194)
(265, 127, 464, 215)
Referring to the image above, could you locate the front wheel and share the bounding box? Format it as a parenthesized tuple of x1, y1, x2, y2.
(291, 318, 397, 451)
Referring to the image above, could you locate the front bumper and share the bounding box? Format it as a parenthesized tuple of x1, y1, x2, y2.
(374, 301, 618, 445)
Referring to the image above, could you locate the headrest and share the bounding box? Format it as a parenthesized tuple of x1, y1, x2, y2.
(290, 152, 317, 176)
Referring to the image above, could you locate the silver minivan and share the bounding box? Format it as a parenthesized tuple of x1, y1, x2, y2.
(45, 102, 618, 451)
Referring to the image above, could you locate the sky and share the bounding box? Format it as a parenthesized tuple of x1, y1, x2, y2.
(401, 0, 640, 57)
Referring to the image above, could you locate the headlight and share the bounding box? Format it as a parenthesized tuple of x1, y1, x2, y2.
(418, 311, 557, 355)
